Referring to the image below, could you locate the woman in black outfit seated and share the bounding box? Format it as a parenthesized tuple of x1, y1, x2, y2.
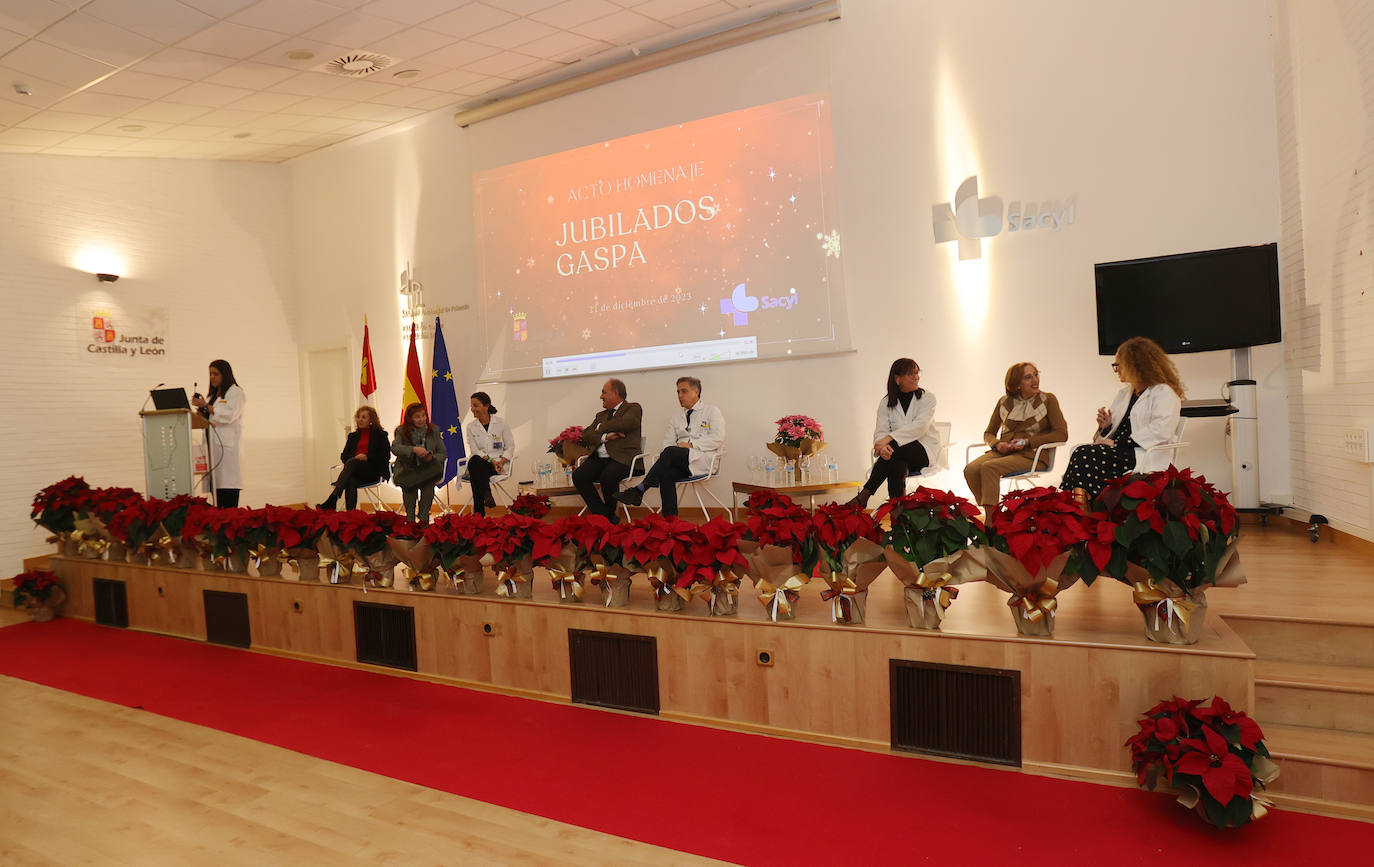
(1061, 336, 1184, 504)
(849, 357, 940, 508)
(317, 406, 390, 511)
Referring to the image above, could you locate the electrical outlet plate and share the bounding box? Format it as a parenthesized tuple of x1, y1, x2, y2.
(1342, 428, 1374, 462)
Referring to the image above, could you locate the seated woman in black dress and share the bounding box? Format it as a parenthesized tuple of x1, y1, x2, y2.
(1061, 336, 1184, 505)
(848, 357, 939, 508)
(317, 406, 390, 511)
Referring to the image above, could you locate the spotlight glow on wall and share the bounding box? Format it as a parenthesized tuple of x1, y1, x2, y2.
(934, 62, 989, 333)
(73, 246, 128, 280)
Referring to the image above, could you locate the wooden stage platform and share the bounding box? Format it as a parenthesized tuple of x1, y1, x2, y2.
(41, 519, 1374, 822)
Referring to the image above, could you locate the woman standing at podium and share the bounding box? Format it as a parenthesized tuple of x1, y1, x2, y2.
(191, 359, 246, 507)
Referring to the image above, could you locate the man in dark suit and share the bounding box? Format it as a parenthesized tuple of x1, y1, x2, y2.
(572, 378, 642, 522)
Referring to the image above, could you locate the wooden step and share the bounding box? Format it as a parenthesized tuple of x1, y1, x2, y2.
(1263, 723, 1374, 811)
(1223, 616, 1374, 667)
(1256, 661, 1374, 734)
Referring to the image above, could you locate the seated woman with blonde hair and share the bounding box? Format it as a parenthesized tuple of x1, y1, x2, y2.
(317, 406, 390, 511)
(964, 362, 1068, 516)
(1061, 336, 1184, 505)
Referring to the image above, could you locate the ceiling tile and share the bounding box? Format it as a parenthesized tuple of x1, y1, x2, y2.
(231, 0, 348, 36)
(115, 138, 185, 154)
(0, 99, 35, 125)
(248, 128, 317, 144)
(357, 0, 463, 26)
(17, 109, 108, 132)
(163, 80, 256, 107)
(411, 39, 499, 69)
(0, 144, 44, 153)
(453, 75, 510, 96)
(262, 144, 313, 160)
(0, 127, 72, 147)
(658, 0, 733, 27)
(179, 0, 259, 16)
(469, 17, 558, 50)
(0, 0, 70, 38)
(40, 13, 163, 67)
(571, 9, 669, 42)
(298, 131, 348, 148)
(462, 50, 536, 76)
(364, 84, 443, 107)
(517, 29, 605, 61)
(492, 0, 564, 14)
(332, 101, 416, 122)
(246, 37, 353, 69)
(89, 69, 193, 99)
(361, 26, 454, 59)
(60, 132, 132, 149)
(0, 25, 25, 55)
(225, 90, 307, 112)
(191, 107, 267, 126)
(285, 113, 351, 132)
(321, 77, 400, 101)
(178, 21, 287, 59)
(122, 101, 213, 123)
(268, 70, 348, 95)
(405, 89, 456, 111)
(335, 118, 387, 135)
(88, 117, 176, 136)
(43, 146, 119, 155)
(134, 47, 237, 79)
(301, 11, 406, 48)
(203, 61, 299, 89)
(425, 2, 517, 39)
(81, 0, 217, 45)
(159, 123, 225, 140)
(530, 0, 621, 30)
(285, 95, 350, 115)
(401, 66, 484, 92)
(0, 65, 73, 109)
(503, 58, 562, 79)
(634, 0, 717, 20)
(4, 40, 117, 89)
(53, 90, 148, 116)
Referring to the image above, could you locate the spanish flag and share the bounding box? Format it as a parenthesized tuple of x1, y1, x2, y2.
(359, 317, 376, 399)
(401, 322, 428, 422)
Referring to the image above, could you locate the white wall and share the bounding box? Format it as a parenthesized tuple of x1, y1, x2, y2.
(1272, 0, 1374, 537)
(289, 0, 1289, 509)
(0, 155, 304, 573)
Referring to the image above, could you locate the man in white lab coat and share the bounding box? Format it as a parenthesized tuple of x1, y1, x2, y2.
(616, 376, 725, 516)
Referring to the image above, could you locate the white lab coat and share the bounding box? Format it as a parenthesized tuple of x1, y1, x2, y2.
(465, 415, 516, 470)
(873, 391, 940, 457)
(661, 401, 726, 477)
(1103, 383, 1182, 474)
(207, 383, 245, 490)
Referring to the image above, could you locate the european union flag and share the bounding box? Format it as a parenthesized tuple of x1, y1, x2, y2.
(430, 315, 465, 486)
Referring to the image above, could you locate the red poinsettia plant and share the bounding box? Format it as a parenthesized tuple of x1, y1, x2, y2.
(31, 476, 93, 534)
(473, 513, 561, 569)
(876, 487, 986, 566)
(1094, 467, 1241, 592)
(240, 505, 326, 551)
(545, 515, 612, 569)
(157, 494, 205, 540)
(809, 502, 881, 572)
(107, 497, 171, 550)
(508, 493, 552, 518)
(182, 504, 256, 560)
(743, 490, 817, 571)
(988, 487, 1104, 583)
(620, 512, 698, 584)
(678, 517, 750, 587)
(81, 486, 145, 525)
(321, 509, 411, 556)
(1127, 695, 1278, 829)
(11, 569, 63, 606)
(422, 513, 490, 570)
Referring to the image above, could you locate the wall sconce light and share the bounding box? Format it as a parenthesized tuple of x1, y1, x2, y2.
(96, 273, 119, 283)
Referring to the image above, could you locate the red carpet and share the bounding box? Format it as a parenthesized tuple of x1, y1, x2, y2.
(0, 619, 1369, 864)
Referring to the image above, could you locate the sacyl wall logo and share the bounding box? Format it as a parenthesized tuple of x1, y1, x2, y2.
(720, 282, 798, 327)
(932, 175, 1076, 260)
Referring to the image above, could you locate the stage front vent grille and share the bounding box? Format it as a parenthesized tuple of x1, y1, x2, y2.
(890, 659, 1021, 766)
(92, 578, 128, 628)
(353, 601, 417, 671)
(568, 629, 659, 714)
(203, 590, 251, 648)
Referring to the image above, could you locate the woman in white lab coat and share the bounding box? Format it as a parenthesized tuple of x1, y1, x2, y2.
(191, 359, 246, 507)
(1062, 336, 1184, 503)
(849, 358, 939, 509)
(464, 392, 515, 516)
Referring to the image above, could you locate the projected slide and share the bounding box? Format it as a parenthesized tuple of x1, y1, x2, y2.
(473, 92, 848, 381)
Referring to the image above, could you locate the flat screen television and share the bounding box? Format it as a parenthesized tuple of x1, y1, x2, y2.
(1094, 243, 1281, 355)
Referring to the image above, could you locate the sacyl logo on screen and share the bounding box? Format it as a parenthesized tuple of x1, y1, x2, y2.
(719, 282, 798, 327)
(932, 175, 1076, 260)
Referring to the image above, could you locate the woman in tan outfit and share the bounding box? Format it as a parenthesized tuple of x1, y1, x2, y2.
(964, 362, 1069, 511)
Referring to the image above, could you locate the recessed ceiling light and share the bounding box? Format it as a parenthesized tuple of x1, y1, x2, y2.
(232, 132, 253, 139)
(285, 49, 316, 61)
(392, 69, 421, 79)
(118, 124, 146, 132)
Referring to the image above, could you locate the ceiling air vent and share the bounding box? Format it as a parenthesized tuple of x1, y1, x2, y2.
(320, 52, 394, 77)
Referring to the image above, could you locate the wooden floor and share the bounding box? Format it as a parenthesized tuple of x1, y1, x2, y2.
(0, 675, 718, 866)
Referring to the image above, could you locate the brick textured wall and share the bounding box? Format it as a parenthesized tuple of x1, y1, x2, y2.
(0, 154, 305, 574)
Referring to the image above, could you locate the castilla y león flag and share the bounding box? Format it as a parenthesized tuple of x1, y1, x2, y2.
(401, 322, 428, 422)
(359, 317, 377, 399)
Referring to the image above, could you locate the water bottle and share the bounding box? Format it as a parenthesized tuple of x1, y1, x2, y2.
(828, 457, 839, 483)
(538, 462, 551, 489)
(784, 459, 796, 486)
(563, 464, 573, 485)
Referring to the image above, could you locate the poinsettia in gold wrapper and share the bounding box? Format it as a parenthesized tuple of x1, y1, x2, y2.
(739, 491, 815, 621)
(423, 513, 490, 594)
(810, 503, 885, 624)
(876, 487, 988, 630)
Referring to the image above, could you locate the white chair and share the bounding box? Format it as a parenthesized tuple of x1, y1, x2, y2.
(574, 436, 646, 522)
(326, 463, 397, 513)
(648, 451, 732, 520)
(447, 457, 515, 515)
(868, 421, 952, 492)
(1142, 418, 1189, 467)
(963, 440, 1068, 493)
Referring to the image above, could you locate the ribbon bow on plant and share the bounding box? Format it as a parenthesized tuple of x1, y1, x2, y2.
(915, 568, 960, 622)
(1008, 575, 1061, 623)
(756, 575, 808, 619)
(1131, 580, 1203, 631)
